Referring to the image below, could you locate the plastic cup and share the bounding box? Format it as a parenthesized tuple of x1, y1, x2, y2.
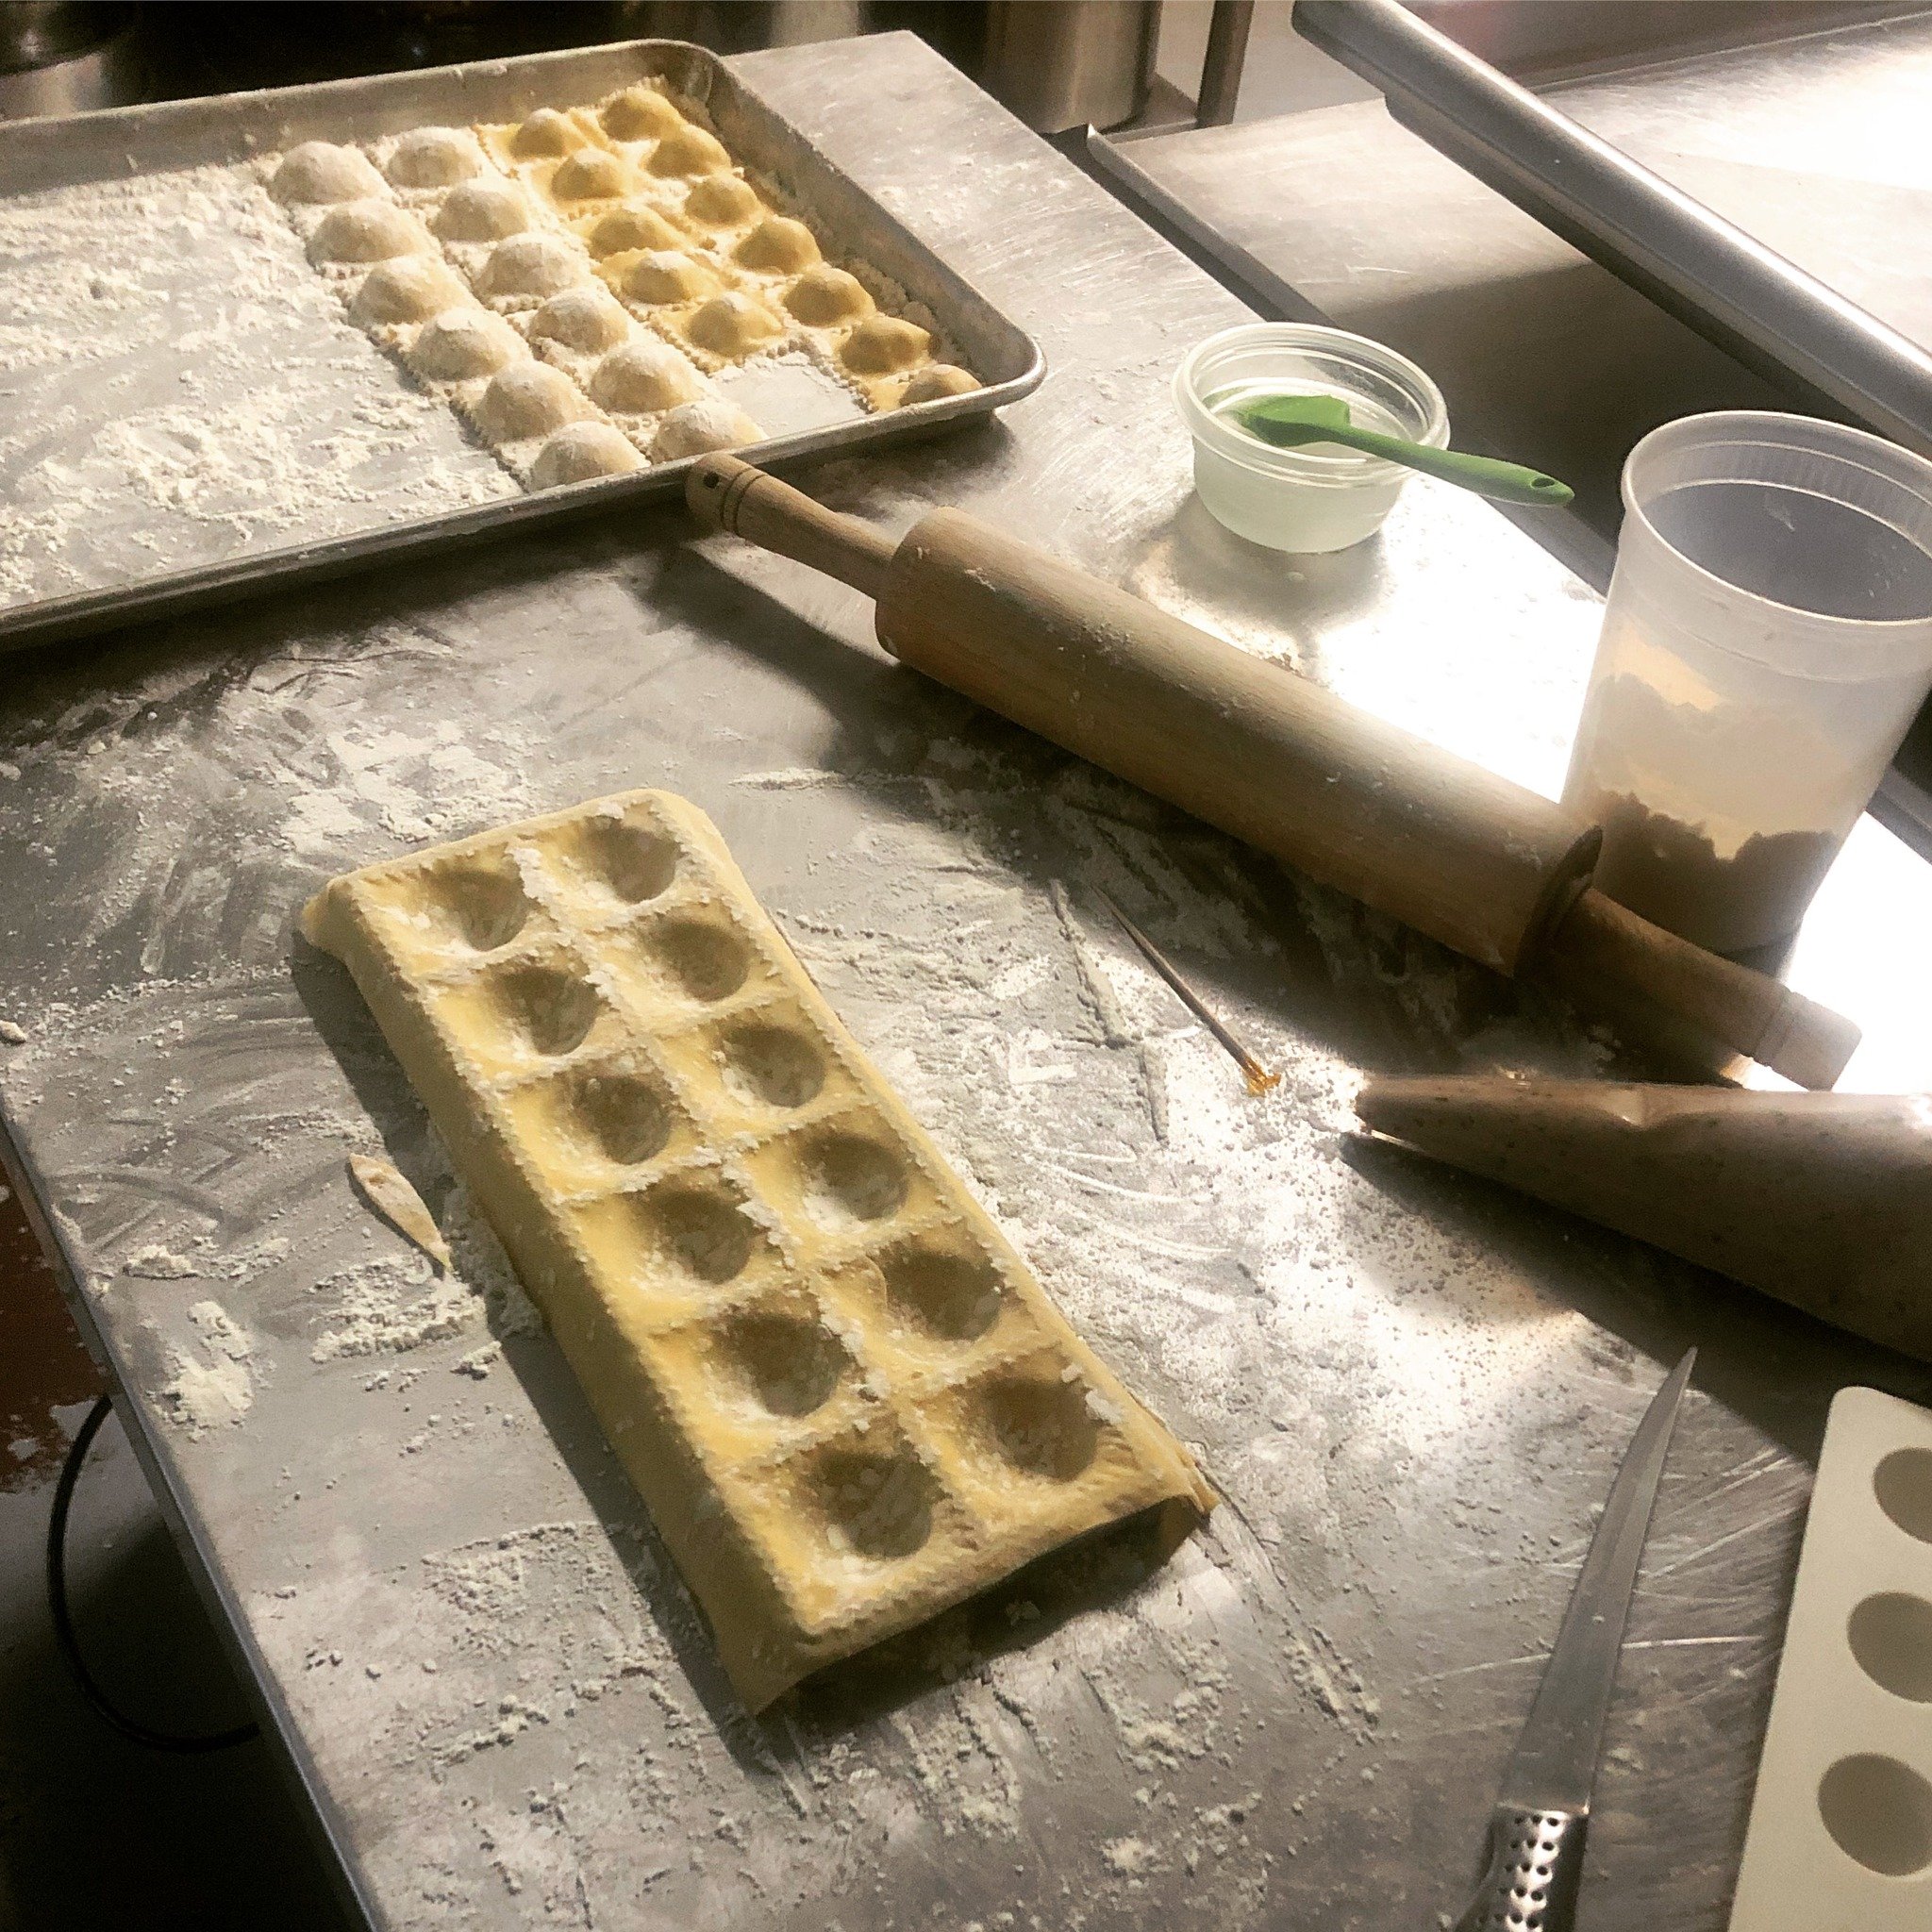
(1173, 323, 1448, 553)
(1563, 411, 1932, 954)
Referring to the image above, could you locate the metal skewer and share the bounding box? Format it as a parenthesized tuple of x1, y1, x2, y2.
(1092, 887, 1281, 1096)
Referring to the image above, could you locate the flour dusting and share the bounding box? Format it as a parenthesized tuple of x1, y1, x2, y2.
(309, 1256, 476, 1362)
(159, 1298, 257, 1434)
(124, 1242, 200, 1279)
(0, 159, 511, 614)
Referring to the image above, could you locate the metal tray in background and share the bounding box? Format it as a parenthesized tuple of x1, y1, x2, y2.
(0, 39, 1046, 656)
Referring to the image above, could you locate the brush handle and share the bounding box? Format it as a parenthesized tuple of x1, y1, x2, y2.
(1295, 424, 1572, 506)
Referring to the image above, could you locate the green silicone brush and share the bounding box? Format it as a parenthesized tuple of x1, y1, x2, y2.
(1236, 392, 1574, 507)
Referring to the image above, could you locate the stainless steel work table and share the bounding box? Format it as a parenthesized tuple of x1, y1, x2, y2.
(4, 32, 1931, 1931)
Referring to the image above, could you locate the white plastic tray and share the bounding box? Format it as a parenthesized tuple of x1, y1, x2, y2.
(1730, 1386, 1932, 1926)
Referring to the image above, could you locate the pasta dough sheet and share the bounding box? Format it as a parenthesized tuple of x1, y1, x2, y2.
(302, 789, 1213, 1709)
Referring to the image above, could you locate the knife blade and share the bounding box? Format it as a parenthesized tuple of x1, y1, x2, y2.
(1453, 1347, 1695, 1932)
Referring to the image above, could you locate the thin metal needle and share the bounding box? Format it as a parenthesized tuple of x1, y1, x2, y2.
(1092, 887, 1281, 1096)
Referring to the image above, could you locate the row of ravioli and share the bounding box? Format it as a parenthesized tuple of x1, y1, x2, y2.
(260, 80, 981, 490)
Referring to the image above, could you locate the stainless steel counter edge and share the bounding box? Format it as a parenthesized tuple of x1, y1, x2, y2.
(0, 1086, 383, 1930)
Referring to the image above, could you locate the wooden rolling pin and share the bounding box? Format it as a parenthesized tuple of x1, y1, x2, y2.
(1355, 1078, 1932, 1358)
(687, 456, 1859, 1091)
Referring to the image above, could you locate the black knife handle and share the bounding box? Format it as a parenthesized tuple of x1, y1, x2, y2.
(1452, 1806, 1588, 1932)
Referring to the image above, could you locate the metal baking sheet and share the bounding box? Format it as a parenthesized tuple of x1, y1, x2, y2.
(0, 38, 1045, 657)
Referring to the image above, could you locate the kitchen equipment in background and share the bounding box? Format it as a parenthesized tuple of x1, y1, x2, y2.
(1449, 1349, 1695, 1932)
(982, 0, 1157, 134)
(124, 4, 1148, 132)
(1354, 1079, 1932, 1362)
(1729, 1386, 1932, 1927)
(0, 2, 139, 117)
(1173, 322, 1450, 552)
(1235, 391, 1573, 508)
(1292, 0, 1932, 460)
(687, 455, 1860, 1090)
(1564, 412, 1932, 954)
(131, 4, 867, 105)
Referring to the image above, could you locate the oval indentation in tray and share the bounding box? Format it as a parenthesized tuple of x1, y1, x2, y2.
(715, 1018, 825, 1110)
(719, 1301, 848, 1418)
(813, 1444, 938, 1561)
(577, 815, 679, 906)
(643, 1183, 759, 1284)
(563, 1064, 676, 1164)
(973, 1372, 1100, 1482)
(573, 1176, 774, 1299)
(372, 854, 534, 956)
(1874, 1447, 1932, 1543)
(635, 915, 756, 1004)
(1846, 1592, 1932, 1704)
(493, 961, 605, 1057)
(1817, 1752, 1932, 1876)
(795, 1127, 908, 1230)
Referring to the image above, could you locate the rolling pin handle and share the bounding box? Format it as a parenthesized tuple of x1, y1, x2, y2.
(1539, 888, 1861, 1091)
(688, 452, 762, 534)
(687, 455, 899, 603)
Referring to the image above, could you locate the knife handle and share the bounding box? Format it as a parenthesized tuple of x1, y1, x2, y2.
(1453, 1806, 1588, 1932)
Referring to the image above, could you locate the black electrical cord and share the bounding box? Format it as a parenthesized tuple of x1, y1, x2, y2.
(46, 1393, 259, 1754)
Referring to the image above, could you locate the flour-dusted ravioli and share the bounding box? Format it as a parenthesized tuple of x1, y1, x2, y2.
(259, 73, 982, 492)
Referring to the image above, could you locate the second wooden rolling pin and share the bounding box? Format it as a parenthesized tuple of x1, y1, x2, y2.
(687, 456, 1858, 1090)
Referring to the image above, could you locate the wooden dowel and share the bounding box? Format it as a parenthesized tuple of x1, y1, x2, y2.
(876, 508, 1598, 976)
(1354, 1077, 1928, 1359)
